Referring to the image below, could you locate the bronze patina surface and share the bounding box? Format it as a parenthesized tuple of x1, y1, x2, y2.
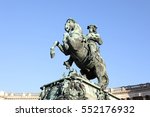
(50, 19, 109, 89)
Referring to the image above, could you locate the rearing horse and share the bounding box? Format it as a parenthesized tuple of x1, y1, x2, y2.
(50, 19, 109, 89)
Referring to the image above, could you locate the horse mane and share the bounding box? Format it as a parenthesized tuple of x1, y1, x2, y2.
(74, 23, 83, 34)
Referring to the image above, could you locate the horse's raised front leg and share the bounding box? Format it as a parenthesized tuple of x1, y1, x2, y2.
(50, 41, 59, 58)
(50, 41, 69, 58)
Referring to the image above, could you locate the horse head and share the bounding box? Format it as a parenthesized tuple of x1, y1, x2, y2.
(65, 18, 75, 32)
(65, 18, 82, 34)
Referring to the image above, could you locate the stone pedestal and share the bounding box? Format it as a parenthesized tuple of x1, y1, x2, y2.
(39, 71, 119, 100)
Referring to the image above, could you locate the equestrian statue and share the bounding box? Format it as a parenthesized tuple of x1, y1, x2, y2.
(50, 19, 109, 89)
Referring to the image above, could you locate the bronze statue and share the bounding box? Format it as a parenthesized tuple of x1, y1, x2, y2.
(50, 18, 109, 89)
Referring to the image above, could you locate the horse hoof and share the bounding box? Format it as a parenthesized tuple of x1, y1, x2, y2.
(50, 48, 55, 58)
(50, 53, 55, 58)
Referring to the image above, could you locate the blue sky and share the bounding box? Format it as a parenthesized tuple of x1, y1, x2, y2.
(0, 0, 150, 92)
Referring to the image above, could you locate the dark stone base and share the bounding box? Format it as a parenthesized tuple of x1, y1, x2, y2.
(39, 71, 119, 100)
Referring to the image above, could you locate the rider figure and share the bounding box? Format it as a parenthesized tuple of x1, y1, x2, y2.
(86, 25, 103, 56)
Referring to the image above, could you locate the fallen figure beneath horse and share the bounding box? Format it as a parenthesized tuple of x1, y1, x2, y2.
(50, 18, 109, 89)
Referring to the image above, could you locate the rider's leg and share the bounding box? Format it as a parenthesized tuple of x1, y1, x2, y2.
(89, 43, 97, 56)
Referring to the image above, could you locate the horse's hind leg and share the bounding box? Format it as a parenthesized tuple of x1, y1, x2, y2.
(95, 65, 109, 89)
(95, 65, 103, 88)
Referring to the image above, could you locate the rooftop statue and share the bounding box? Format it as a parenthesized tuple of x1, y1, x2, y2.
(50, 19, 109, 89)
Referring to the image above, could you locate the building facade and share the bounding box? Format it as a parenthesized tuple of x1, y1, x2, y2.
(0, 92, 39, 100)
(0, 83, 150, 100)
(107, 83, 150, 100)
